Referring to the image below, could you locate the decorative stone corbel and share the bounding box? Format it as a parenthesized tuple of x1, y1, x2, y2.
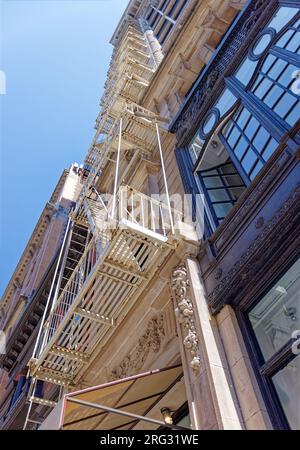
(171, 264, 201, 374)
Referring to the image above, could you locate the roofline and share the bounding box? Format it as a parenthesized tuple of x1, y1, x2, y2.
(109, 0, 146, 46)
(0, 168, 69, 313)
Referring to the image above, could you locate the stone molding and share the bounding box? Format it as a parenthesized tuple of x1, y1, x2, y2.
(109, 314, 165, 381)
(208, 183, 300, 313)
(171, 264, 201, 374)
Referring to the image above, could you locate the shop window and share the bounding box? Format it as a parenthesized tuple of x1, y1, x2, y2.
(247, 257, 300, 429)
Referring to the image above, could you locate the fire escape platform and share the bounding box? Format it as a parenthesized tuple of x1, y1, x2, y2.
(28, 191, 179, 387)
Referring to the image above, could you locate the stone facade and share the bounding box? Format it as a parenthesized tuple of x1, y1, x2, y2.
(1, 0, 299, 430)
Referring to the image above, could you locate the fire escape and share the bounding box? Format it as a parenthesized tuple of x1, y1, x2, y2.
(24, 22, 182, 429)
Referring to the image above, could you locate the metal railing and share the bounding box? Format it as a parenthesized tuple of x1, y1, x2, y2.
(35, 234, 109, 359)
(34, 186, 182, 359)
(116, 186, 182, 237)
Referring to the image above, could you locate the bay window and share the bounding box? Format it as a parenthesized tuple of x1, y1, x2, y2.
(246, 257, 300, 429)
(188, 2, 300, 230)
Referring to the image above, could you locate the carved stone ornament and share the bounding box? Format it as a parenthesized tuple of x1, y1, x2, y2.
(109, 315, 165, 381)
(208, 183, 300, 313)
(171, 264, 201, 374)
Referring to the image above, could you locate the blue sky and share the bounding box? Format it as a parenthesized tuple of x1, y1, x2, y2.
(0, 0, 126, 295)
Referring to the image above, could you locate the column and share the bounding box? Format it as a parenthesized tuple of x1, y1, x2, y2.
(171, 257, 244, 429)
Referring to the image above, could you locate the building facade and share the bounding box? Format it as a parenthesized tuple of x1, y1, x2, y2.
(0, 166, 83, 428)
(0, 0, 299, 430)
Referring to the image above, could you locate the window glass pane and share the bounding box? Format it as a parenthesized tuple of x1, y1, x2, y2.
(203, 176, 223, 188)
(268, 59, 288, 81)
(277, 30, 300, 53)
(286, 32, 300, 53)
(253, 33, 272, 55)
(261, 137, 278, 161)
(253, 127, 270, 153)
(244, 117, 260, 140)
(262, 54, 277, 73)
(222, 106, 277, 180)
(272, 356, 300, 430)
(253, 78, 273, 99)
(203, 112, 217, 134)
(208, 189, 230, 202)
(215, 89, 237, 116)
(249, 160, 264, 180)
(235, 58, 259, 86)
(276, 29, 295, 48)
(223, 174, 244, 186)
(188, 135, 204, 164)
(248, 257, 300, 361)
(198, 160, 246, 225)
(241, 148, 257, 174)
(230, 186, 245, 200)
(214, 202, 232, 219)
(251, 48, 300, 127)
(268, 7, 299, 32)
(222, 121, 234, 138)
(252, 74, 264, 91)
(220, 163, 235, 174)
(228, 127, 240, 147)
(274, 93, 297, 119)
(235, 136, 249, 160)
(286, 104, 300, 126)
(263, 84, 284, 108)
(237, 108, 251, 129)
(278, 63, 299, 88)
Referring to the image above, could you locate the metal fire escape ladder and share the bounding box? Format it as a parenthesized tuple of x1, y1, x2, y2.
(24, 19, 184, 429)
(23, 216, 90, 429)
(26, 113, 180, 392)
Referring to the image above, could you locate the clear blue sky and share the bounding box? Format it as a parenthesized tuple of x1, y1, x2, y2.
(0, 0, 126, 296)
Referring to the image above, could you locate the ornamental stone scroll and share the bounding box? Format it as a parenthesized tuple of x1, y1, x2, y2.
(171, 264, 201, 374)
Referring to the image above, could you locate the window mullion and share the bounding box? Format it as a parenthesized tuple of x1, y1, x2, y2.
(218, 133, 251, 186)
(197, 172, 219, 229)
(270, 46, 300, 67)
(225, 76, 289, 141)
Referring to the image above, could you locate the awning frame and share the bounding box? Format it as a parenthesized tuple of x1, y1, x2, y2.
(60, 365, 189, 430)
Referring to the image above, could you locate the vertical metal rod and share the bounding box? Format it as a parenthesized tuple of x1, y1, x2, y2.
(112, 117, 123, 221)
(40, 219, 74, 355)
(155, 122, 174, 234)
(31, 217, 72, 360)
(23, 377, 37, 430)
(141, 195, 145, 228)
(150, 6, 176, 24)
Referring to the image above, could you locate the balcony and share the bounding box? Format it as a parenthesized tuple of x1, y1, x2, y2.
(28, 186, 182, 386)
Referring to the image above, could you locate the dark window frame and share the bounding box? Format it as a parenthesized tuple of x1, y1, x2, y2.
(188, 5, 300, 230)
(236, 250, 300, 429)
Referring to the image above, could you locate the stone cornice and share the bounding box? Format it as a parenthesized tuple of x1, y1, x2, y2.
(110, 0, 146, 46)
(0, 255, 57, 373)
(0, 168, 69, 315)
(208, 182, 300, 314)
(0, 202, 56, 315)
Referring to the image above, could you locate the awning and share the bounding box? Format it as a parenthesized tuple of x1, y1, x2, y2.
(60, 365, 186, 430)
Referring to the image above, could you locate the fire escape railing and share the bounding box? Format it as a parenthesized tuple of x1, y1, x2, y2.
(32, 185, 182, 364)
